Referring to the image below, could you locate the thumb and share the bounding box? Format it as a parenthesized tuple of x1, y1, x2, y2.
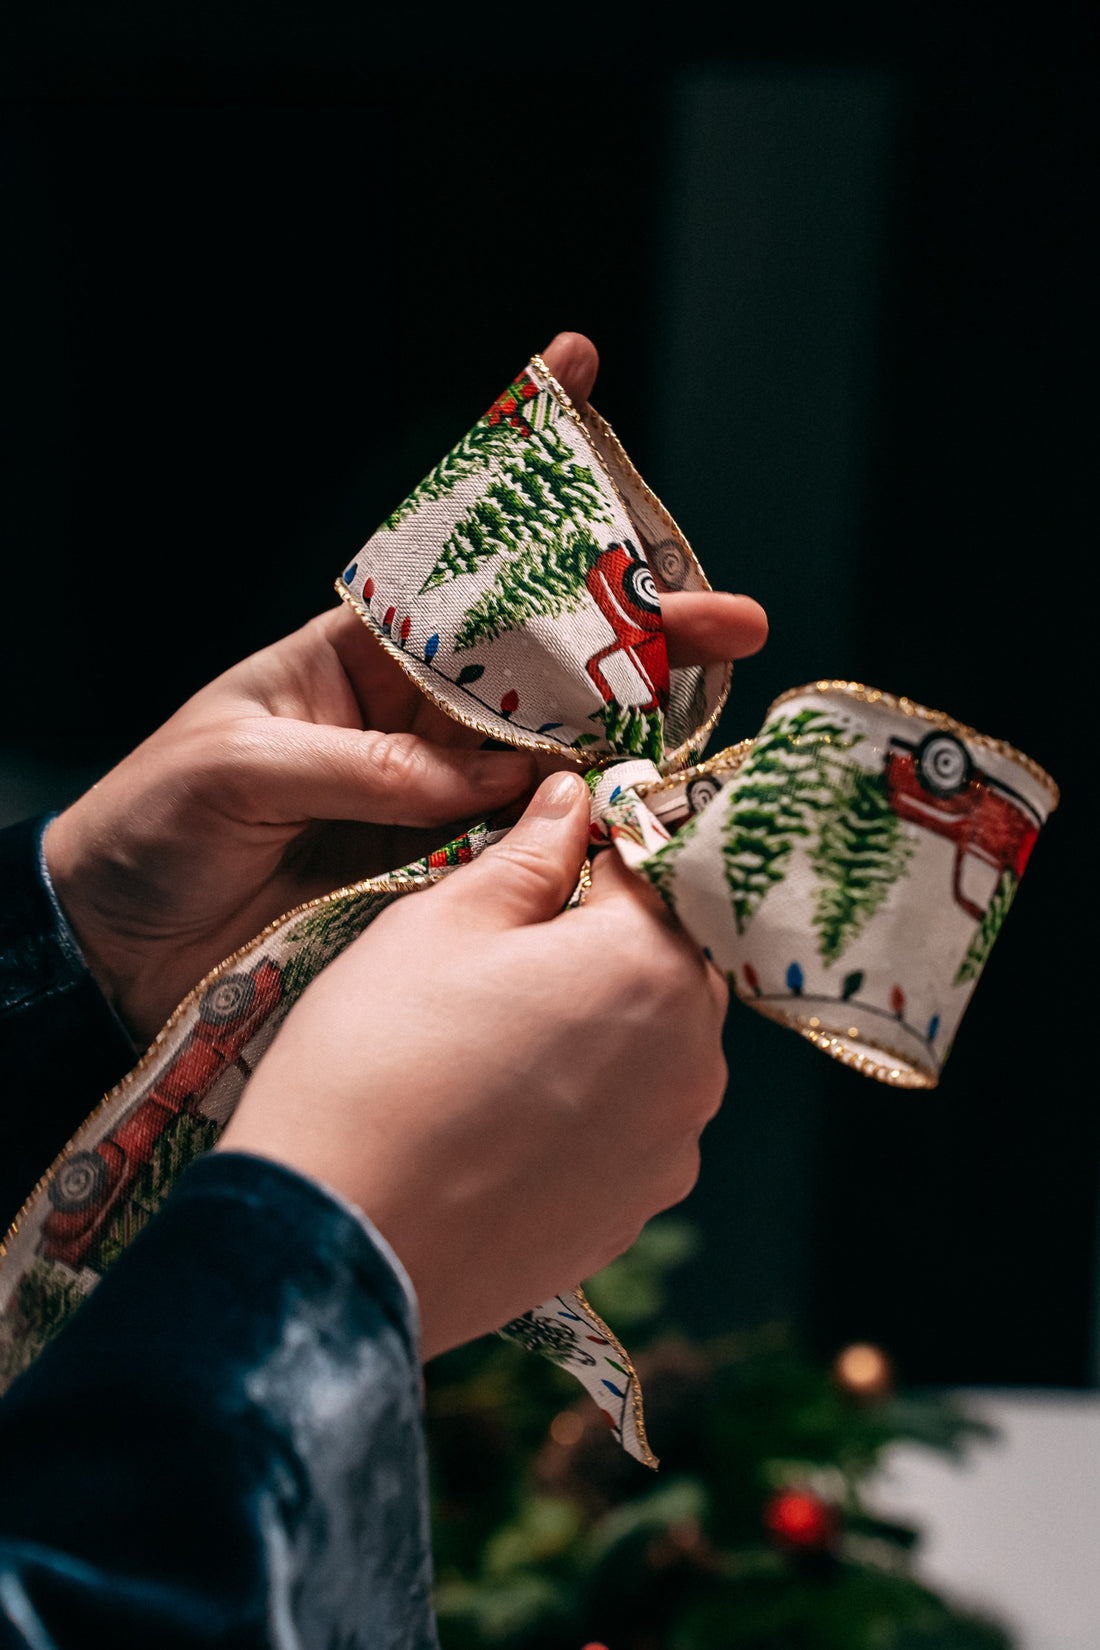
(436, 770, 591, 930)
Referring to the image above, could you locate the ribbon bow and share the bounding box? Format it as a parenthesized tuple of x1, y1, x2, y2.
(0, 358, 1058, 1465)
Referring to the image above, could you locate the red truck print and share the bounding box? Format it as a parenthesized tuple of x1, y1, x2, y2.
(42, 961, 285, 1271)
(882, 732, 1041, 921)
(584, 542, 670, 715)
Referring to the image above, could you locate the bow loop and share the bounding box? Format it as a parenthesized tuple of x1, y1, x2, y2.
(336, 356, 729, 768)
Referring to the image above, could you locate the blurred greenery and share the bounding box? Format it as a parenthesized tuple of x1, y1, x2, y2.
(426, 1219, 1012, 1650)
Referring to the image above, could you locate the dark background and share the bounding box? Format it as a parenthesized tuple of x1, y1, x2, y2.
(2, 6, 1096, 1386)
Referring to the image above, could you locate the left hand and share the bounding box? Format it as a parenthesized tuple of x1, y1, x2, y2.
(45, 333, 767, 1045)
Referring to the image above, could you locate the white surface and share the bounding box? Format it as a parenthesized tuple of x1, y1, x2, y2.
(869, 1391, 1100, 1650)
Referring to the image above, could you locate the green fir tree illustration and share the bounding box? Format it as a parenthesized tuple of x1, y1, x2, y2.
(93, 1110, 221, 1273)
(811, 766, 913, 963)
(454, 527, 602, 650)
(954, 867, 1018, 984)
(419, 423, 613, 592)
(642, 809, 702, 913)
(379, 415, 519, 532)
(721, 710, 859, 933)
(280, 894, 391, 1001)
(0, 1259, 89, 1383)
(582, 700, 664, 763)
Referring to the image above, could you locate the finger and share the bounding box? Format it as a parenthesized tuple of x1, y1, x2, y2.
(661, 591, 769, 667)
(434, 771, 591, 930)
(540, 332, 599, 405)
(582, 842, 682, 925)
(219, 719, 537, 828)
(319, 607, 465, 738)
(584, 849, 730, 1012)
(289, 607, 486, 750)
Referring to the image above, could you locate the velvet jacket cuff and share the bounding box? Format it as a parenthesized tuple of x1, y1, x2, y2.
(0, 816, 137, 1231)
(0, 1152, 438, 1649)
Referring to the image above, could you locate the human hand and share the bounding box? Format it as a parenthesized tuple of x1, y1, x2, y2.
(45, 333, 767, 1046)
(217, 770, 728, 1360)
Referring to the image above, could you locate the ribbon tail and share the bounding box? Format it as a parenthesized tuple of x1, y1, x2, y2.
(497, 1287, 657, 1468)
(0, 826, 504, 1391)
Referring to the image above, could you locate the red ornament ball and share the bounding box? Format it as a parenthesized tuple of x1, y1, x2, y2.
(763, 1489, 839, 1552)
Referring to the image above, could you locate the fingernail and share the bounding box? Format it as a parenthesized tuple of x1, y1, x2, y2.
(530, 770, 586, 819)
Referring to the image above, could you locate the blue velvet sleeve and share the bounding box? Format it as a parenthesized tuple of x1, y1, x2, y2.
(0, 1152, 440, 1649)
(0, 819, 439, 1646)
(0, 816, 137, 1232)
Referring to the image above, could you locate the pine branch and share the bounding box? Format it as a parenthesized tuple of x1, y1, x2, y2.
(380, 416, 518, 531)
(281, 895, 384, 1001)
(506, 437, 608, 526)
(419, 423, 613, 593)
(453, 527, 602, 649)
(721, 710, 859, 933)
(94, 1111, 220, 1272)
(585, 699, 664, 762)
(954, 867, 1018, 984)
(2, 1259, 88, 1380)
(642, 811, 701, 912)
(811, 768, 913, 964)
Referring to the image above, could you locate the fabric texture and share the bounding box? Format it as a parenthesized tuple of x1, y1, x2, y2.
(335, 358, 727, 767)
(0, 1152, 437, 1650)
(634, 687, 1058, 1087)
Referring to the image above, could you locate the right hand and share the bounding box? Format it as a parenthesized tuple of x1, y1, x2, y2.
(217, 770, 728, 1360)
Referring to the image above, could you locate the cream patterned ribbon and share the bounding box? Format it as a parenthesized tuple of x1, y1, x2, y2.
(0, 359, 1059, 1466)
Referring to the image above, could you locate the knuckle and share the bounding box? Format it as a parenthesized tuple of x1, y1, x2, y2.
(682, 1043, 728, 1123)
(634, 942, 699, 1018)
(363, 731, 427, 791)
(645, 1146, 700, 1215)
(303, 609, 339, 645)
(487, 836, 563, 898)
(701, 1055, 728, 1123)
(201, 724, 272, 805)
(673, 1144, 702, 1203)
(592, 1221, 646, 1274)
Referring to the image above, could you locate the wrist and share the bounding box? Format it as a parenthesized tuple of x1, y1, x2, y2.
(42, 810, 154, 1044)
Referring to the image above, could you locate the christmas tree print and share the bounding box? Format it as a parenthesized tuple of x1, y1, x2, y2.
(721, 710, 858, 933)
(418, 422, 613, 593)
(281, 851, 488, 1003)
(0, 1258, 89, 1384)
(280, 893, 392, 1002)
(954, 867, 1018, 984)
(379, 417, 518, 532)
(454, 527, 602, 650)
(379, 372, 538, 532)
(811, 766, 913, 964)
(581, 699, 664, 762)
(643, 808, 702, 911)
(92, 1110, 221, 1274)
